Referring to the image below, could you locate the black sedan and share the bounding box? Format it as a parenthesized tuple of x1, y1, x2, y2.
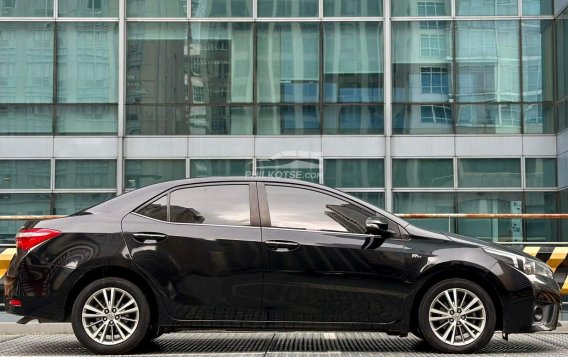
(4, 178, 560, 354)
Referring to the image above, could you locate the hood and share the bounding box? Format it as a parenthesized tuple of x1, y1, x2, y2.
(443, 232, 536, 260)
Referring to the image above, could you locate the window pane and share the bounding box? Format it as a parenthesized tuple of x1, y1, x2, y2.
(189, 106, 253, 135)
(456, 21, 520, 103)
(393, 159, 453, 188)
(257, 23, 319, 104)
(126, 0, 186, 17)
(526, 158, 556, 187)
(56, 105, 118, 135)
(558, 11, 568, 99)
(458, 159, 521, 187)
(58, 0, 119, 17)
(137, 195, 167, 221)
(393, 192, 455, 232)
(522, 21, 554, 102)
(324, 159, 384, 188)
(56, 160, 116, 189)
(522, 0, 553, 15)
(256, 159, 319, 183)
(0, 105, 52, 135)
(190, 23, 253, 104)
(524, 103, 554, 134)
(125, 159, 185, 189)
(456, 0, 517, 15)
(393, 104, 453, 134)
(324, 22, 383, 103)
(324, 0, 382, 17)
(192, 0, 252, 17)
(126, 105, 188, 135)
(0, 22, 53, 103)
(0, 0, 53, 16)
(457, 192, 523, 242)
(258, 0, 318, 17)
(525, 192, 557, 242)
(257, 105, 320, 135)
(559, 100, 568, 133)
(190, 159, 252, 178)
(346, 191, 384, 208)
(456, 104, 521, 134)
(57, 22, 118, 104)
(0, 160, 50, 189)
(392, 21, 452, 103)
(126, 23, 188, 104)
(266, 185, 369, 233)
(54, 193, 115, 215)
(392, 0, 450, 16)
(170, 185, 250, 226)
(0, 194, 50, 244)
(323, 105, 384, 135)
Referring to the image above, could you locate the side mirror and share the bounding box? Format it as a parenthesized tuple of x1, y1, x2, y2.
(365, 217, 394, 237)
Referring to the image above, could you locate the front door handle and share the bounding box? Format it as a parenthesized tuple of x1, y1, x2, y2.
(132, 232, 168, 244)
(265, 240, 300, 252)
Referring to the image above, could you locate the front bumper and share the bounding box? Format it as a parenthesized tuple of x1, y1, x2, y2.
(529, 301, 559, 332)
(490, 261, 561, 333)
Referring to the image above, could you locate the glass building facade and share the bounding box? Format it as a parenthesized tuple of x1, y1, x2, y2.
(0, 0, 567, 244)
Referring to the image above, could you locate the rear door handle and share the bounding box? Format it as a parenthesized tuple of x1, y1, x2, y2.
(265, 240, 300, 252)
(132, 233, 168, 244)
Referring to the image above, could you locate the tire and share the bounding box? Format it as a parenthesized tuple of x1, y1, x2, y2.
(145, 326, 162, 341)
(71, 278, 151, 355)
(411, 326, 424, 339)
(141, 324, 163, 344)
(418, 278, 496, 354)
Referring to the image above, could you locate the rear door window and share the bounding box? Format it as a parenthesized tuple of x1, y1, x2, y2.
(137, 195, 168, 221)
(137, 185, 251, 226)
(169, 185, 250, 226)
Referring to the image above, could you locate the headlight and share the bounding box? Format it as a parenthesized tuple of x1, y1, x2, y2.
(484, 247, 554, 279)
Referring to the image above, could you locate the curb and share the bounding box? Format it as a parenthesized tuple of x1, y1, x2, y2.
(0, 322, 566, 335)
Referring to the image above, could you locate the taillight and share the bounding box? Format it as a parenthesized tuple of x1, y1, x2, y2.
(8, 299, 22, 307)
(15, 228, 61, 251)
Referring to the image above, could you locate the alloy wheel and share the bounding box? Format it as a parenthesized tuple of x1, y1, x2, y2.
(81, 287, 140, 345)
(428, 287, 486, 346)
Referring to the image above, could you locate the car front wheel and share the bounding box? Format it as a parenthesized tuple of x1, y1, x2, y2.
(71, 278, 151, 354)
(418, 278, 496, 353)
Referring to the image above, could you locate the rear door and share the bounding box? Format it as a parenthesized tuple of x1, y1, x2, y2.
(121, 182, 263, 323)
(259, 183, 405, 324)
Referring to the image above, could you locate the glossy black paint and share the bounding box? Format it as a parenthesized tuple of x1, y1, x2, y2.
(4, 177, 561, 335)
(122, 212, 263, 322)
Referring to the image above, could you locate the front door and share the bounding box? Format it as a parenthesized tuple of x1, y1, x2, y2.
(121, 183, 263, 323)
(259, 183, 405, 324)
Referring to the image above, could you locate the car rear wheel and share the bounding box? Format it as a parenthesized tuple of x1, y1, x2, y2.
(418, 278, 496, 353)
(71, 278, 151, 354)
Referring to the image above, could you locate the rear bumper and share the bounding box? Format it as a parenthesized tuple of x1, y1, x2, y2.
(4, 252, 71, 322)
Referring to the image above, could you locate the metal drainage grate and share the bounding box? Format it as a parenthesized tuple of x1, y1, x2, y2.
(0, 332, 567, 356)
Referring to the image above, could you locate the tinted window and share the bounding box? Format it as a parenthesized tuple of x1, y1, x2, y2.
(137, 195, 168, 221)
(265, 185, 370, 233)
(170, 185, 250, 226)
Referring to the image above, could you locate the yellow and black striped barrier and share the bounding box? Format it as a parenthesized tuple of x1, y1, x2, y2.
(0, 246, 567, 293)
(0, 248, 16, 282)
(524, 246, 568, 295)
